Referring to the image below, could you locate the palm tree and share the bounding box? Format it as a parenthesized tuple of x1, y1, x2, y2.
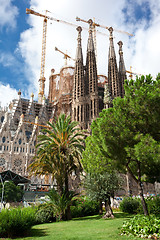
(47, 188, 77, 221)
(29, 113, 85, 219)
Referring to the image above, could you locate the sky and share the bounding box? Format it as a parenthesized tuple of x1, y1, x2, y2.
(0, 0, 160, 107)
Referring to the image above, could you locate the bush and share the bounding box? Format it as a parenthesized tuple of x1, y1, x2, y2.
(70, 196, 99, 218)
(0, 181, 24, 202)
(121, 215, 160, 239)
(120, 197, 140, 214)
(35, 203, 56, 224)
(0, 207, 36, 238)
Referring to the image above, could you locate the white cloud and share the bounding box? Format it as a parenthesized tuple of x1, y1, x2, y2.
(0, 0, 18, 29)
(0, 83, 18, 107)
(126, 0, 160, 76)
(0, 51, 17, 67)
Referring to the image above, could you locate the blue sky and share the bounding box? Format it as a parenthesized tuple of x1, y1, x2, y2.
(0, 0, 160, 106)
(0, 0, 29, 90)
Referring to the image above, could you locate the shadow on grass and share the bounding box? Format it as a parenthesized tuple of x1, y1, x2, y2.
(7, 228, 48, 239)
(114, 212, 134, 219)
(72, 213, 134, 221)
(26, 228, 48, 238)
(72, 215, 102, 221)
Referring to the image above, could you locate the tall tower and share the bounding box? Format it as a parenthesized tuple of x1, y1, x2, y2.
(72, 26, 86, 128)
(118, 41, 127, 98)
(85, 19, 99, 123)
(108, 27, 120, 100)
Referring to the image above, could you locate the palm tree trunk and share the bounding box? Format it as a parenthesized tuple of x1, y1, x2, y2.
(57, 176, 64, 196)
(64, 173, 72, 220)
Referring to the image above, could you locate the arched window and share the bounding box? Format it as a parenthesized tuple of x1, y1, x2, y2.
(1, 116, 4, 123)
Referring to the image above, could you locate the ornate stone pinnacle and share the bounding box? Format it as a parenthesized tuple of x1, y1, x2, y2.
(118, 41, 123, 55)
(88, 19, 93, 26)
(18, 89, 21, 95)
(76, 26, 82, 33)
(118, 41, 123, 48)
(109, 27, 113, 35)
(51, 68, 55, 74)
(31, 92, 34, 98)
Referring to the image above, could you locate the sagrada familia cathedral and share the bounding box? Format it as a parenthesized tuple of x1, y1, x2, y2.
(1, 19, 149, 193)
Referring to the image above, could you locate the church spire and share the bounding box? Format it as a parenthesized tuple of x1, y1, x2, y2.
(85, 19, 99, 121)
(73, 26, 85, 100)
(108, 27, 120, 100)
(108, 27, 116, 58)
(72, 26, 86, 128)
(87, 19, 95, 52)
(118, 41, 127, 98)
(76, 26, 83, 60)
(86, 19, 98, 95)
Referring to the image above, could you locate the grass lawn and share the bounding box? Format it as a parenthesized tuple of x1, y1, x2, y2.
(8, 213, 140, 240)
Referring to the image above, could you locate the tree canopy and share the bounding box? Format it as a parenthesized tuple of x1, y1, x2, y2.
(83, 74, 160, 215)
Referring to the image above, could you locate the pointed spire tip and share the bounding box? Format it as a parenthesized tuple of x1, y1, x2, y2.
(76, 26, 82, 33)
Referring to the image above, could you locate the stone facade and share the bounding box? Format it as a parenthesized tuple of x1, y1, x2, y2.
(0, 92, 53, 184)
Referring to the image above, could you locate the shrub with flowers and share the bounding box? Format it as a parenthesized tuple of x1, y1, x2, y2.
(70, 196, 99, 218)
(121, 215, 160, 239)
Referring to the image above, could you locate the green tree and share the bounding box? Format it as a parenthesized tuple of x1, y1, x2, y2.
(84, 74, 160, 216)
(0, 181, 24, 203)
(82, 136, 122, 218)
(84, 171, 122, 218)
(29, 113, 85, 220)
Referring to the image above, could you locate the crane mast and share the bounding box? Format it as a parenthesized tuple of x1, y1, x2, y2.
(26, 8, 48, 104)
(92, 18, 97, 61)
(39, 13, 47, 103)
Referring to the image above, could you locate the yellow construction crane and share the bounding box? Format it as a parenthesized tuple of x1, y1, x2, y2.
(23, 120, 52, 129)
(76, 17, 133, 62)
(55, 47, 75, 66)
(20, 114, 52, 129)
(76, 17, 134, 36)
(126, 66, 142, 79)
(26, 8, 80, 104)
(26, 8, 49, 104)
